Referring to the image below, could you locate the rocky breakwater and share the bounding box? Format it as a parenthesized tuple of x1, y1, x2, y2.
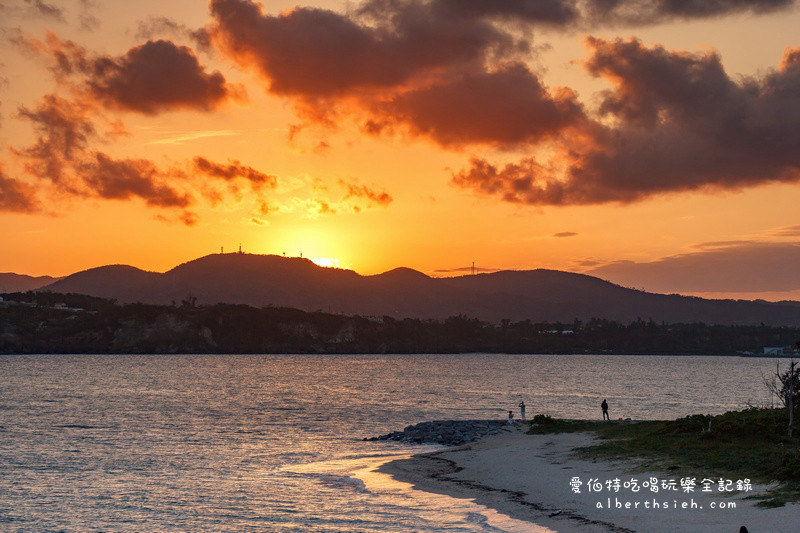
(365, 419, 511, 446)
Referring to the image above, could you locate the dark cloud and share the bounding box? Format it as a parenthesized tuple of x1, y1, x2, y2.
(205, 0, 584, 148)
(426, 0, 795, 26)
(585, 0, 794, 26)
(78, 0, 100, 32)
(205, 0, 798, 155)
(207, 0, 520, 99)
(78, 153, 191, 208)
(15, 94, 95, 188)
(422, 0, 580, 25)
(554, 231, 578, 237)
(133, 16, 207, 43)
(88, 40, 235, 114)
(193, 157, 277, 189)
(205, 0, 797, 99)
(587, 241, 800, 293)
(371, 63, 584, 147)
(134, 16, 190, 40)
(39, 35, 237, 114)
(339, 178, 392, 206)
(12, 93, 280, 220)
(0, 166, 39, 213)
(452, 157, 573, 205)
(24, 0, 64, 22)
(454, 40, 800, 205)
(15, 95, 193, 210)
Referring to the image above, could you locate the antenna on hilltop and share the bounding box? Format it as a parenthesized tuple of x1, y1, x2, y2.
(239, 243, 242, 254)
(220, 246, 223, 254)
(472, 261, 476, 275)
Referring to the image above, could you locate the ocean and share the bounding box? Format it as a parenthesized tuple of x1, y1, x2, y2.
(0, 353, 782, 531)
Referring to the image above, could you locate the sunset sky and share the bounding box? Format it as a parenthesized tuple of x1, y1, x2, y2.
(2, 0, 800, 300)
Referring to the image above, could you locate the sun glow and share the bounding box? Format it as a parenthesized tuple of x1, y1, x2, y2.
(311, 257, 349, 269)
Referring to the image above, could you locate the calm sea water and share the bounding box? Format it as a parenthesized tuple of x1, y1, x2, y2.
(0, 354, 782, 531)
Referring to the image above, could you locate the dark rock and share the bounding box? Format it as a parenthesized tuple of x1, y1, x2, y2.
(367, 419, 510, 446)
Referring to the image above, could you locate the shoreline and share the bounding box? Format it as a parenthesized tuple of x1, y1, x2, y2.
(377, 427, 798, 532)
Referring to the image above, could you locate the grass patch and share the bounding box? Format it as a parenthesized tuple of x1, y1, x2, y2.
(527, 414, 603, 434)
(528, 408, 800, 506)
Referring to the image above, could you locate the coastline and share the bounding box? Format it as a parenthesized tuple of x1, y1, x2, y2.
(378, 427, 799, 532)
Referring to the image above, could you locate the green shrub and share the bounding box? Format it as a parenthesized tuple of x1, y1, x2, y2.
(531, 413, 556, 425)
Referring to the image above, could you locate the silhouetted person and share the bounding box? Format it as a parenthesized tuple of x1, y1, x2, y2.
(507, 410, 514, 425)
(518, 401, 526, 421)
(601, 399, 610, 421)
(739, 527, 749, 533)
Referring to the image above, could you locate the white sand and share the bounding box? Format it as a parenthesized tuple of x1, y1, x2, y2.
(378, 426, 799, 532)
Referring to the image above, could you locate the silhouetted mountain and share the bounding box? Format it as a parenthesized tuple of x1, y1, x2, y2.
(37, 253, 800, 326)
(0, 273, 60, 293)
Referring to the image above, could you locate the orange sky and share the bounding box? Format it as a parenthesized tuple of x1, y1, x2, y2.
(2, 0, 800, 300)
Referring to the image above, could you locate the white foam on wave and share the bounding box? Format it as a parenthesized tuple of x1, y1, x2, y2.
(286, 451, 554, 532)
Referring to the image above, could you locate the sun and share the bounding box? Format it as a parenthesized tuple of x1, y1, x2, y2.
(311, 257, 348, 269)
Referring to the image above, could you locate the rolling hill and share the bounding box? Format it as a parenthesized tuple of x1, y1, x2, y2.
(0, 273, 60, 293)
(33, 253, 800, 326)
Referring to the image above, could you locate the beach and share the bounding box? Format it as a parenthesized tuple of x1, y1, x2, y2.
(379, 427, 799, 532)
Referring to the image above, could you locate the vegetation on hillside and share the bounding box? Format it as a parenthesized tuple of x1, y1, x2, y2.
(2, 291, 800, 354)
(528, 408, 800, 507)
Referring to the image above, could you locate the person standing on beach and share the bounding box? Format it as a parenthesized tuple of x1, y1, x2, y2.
(601, 399, 610, 421)
(518, 401, 526, 421)
(507, 410, 515, 425)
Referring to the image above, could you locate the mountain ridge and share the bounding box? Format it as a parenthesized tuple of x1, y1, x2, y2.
(16, 253, 800, 326)
(0, 273, 61, 293)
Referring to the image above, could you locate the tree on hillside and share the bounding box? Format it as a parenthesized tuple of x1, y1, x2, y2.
(764, 346, 799, 437)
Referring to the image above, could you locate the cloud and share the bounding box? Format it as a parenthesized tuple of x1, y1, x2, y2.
(204, 0, 591, 148)
(259, 178, 394, 219)
(12, 93, 281, 222)
(0, 166, 39, 212)
(204, 0, 798, 98)
(454, 40, 800, 205)
(77, 153, 191, 208)
(15, 93, 96, 188)
(206, 0, 521, 99)
(146, 129, 240, 145)
(78, 0, 100, 31)
(40, 34, 239, 114)
(24, 0, 64, 22)
(193, 156, 277, 189)
(587, 241, 800, 293)
(204, 0, 799, 155)
(83, 39, 236, 114)
(15, 94, 193, 209)
(339, 178, 392, 207)
(554, 231, 577, 237)
(428, 0, 796, 26)
(370, 63, 585, 147)
(134, 16, 193, 40)
(691, 240, 758, 249)
(773, 225, 800, 237)
(584, 0, 794, 26)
